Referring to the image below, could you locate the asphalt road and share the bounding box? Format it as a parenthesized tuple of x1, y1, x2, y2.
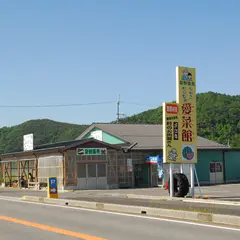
(0, 197, 239, 240)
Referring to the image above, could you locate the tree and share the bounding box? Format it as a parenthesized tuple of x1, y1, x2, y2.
(0, 119, 89, 153)
(117, 92, 240, 148)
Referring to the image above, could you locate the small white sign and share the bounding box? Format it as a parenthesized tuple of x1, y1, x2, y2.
(90, 130, 103, 141)
(23, 133, 33, 151)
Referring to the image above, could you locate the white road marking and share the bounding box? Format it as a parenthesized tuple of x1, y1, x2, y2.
(183, 199, 240, 206)
(0, 196, 239, 232)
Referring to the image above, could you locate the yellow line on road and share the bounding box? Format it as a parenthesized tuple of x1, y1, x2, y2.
(0, 216, 107, 240)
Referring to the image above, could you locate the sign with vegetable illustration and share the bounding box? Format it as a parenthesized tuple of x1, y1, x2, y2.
(177, 66, 197, 163)
(163, 66, 197, 164)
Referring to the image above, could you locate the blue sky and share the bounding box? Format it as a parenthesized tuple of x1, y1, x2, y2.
(0, 0, 239, 127)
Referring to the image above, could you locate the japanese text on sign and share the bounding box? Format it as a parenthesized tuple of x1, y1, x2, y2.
(163, 102, 181, 163)
(182, 103, 193, 142)
(177, 66, 197, 163)
(166, 104, 178, 114)
(163, 66, 197, 164)
(173, 122, 178, 140)
(77, 148, 107, 155)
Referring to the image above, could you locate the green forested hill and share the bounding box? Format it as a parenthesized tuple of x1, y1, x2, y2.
(0, 119, 89, 153)
(118, 92, 240, 148)
(0, 92, 239, 154)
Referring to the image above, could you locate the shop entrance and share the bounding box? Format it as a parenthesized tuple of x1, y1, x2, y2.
(77, 163, 107, 189)
(209, 162, 224, 184)
(134, 164, 149, 187)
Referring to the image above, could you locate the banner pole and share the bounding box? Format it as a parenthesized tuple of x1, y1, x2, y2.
(190, 164, 195, 197)
(169, 163, 174, 198)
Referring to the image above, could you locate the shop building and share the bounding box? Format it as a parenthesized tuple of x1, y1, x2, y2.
(77, 123, 240, 186)
(0, 123, 239, 191)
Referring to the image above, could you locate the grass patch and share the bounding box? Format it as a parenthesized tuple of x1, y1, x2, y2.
(144, 201, 218, 214)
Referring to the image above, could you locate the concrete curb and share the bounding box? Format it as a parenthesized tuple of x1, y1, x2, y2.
(126, 194, 169, 200)
(126, 194, 240, 206)
(183, 198, 240, 206)
(21, 195, 240, 228)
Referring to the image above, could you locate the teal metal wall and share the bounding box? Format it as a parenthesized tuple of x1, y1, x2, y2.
(195, 150, 223, 184)
(225, 151, 240, 183)
(103, 131, 125, 144)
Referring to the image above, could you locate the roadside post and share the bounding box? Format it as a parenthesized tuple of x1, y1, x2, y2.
(47, 176, 58, 198)
(169, 163, 174, 198)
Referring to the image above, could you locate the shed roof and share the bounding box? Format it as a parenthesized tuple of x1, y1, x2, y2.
(0, 138, 119, 158)
(34, 139, 85, 150)
(77, 123, 229, 150)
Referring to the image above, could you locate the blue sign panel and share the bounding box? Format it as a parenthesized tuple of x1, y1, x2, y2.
(145, 155, 163, 164)
(48, 177, 58, 198)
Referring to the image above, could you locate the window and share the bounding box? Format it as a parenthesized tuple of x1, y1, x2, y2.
(88, 164, 96, 177)
(77, 164, 86, 178)
(210, 162, 223, 173)
(97, 164, 106, 177)
(216, 163, 223, 172)
(210, 163, 215, 173)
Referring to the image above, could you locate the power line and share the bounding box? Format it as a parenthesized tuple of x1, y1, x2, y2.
(121, 101, 160, 108)
(0, 101, 116, 108)
(0, 99, 159, 111)
(116, 96, 160, 122)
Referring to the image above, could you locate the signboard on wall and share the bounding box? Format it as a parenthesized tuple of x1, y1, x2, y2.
(23, 133, 33, 151)
(127, 158, 133, 172)
(145, 155, 162, 164)
(76, 148, 107, 155)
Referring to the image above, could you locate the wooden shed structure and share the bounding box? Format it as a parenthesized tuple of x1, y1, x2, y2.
(0, 138, 134, 191)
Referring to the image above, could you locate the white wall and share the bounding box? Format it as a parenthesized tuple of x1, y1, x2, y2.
(38, 153, 64, 191)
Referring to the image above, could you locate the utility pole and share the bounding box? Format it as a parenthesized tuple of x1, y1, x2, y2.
(117, 94, 120, 123)
(116, 94, 127, 123)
